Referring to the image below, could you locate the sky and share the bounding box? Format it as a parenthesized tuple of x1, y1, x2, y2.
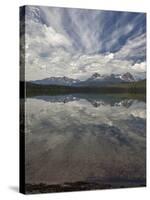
(22, 6, 146, 81)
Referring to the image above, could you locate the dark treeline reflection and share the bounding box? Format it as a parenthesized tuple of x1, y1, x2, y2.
(32, 93, 145, 107)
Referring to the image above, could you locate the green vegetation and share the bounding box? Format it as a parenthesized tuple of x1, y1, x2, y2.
(23, 79, 146, 101)
(110, 79, 146, 92)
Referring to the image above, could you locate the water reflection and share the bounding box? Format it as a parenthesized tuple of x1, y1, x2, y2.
(25, 94, 146, 191)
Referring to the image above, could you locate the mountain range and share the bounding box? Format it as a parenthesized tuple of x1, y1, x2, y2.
(31, 72, 136, 87)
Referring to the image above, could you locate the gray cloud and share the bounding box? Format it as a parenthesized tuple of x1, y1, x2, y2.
(24, 6, 146, 81)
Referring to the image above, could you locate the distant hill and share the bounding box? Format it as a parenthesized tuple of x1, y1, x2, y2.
(31, 72, 137, 87)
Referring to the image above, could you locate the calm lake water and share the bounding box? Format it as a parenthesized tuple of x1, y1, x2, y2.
(25, 94, 146, 191)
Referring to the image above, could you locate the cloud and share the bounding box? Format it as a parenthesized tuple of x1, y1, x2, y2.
(26, 97, 146, 184)
(115, 33, 146, 61)
(23, 6, 146, 81)
(105, 53, 114, 60)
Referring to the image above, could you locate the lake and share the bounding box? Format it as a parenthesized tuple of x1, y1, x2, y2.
(24, 94, 146, 193)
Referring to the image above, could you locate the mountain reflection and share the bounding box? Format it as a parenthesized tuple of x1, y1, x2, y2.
(32, 94, 144, 108)
(25, 94, 146, 189)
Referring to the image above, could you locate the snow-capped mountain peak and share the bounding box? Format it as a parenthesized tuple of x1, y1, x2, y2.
(121, 72, 134, 82)
(32, 76, 80, 86)
(91, 73, 101, 78)
(88, 72, 135, 82)
(31, 72, 135, 86)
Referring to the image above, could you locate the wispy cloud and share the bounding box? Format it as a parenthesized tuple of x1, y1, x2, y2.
(23, 6, 146, 81)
